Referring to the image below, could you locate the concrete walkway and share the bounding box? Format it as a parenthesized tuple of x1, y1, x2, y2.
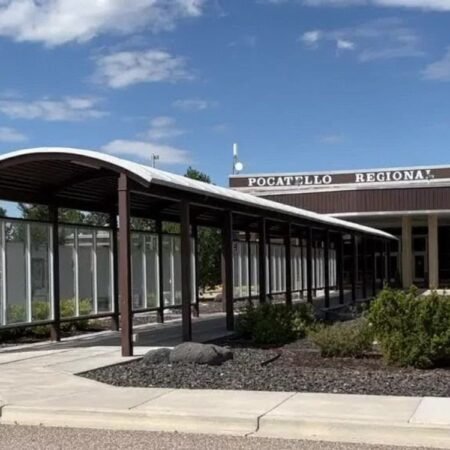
(0, 343, 449, 449)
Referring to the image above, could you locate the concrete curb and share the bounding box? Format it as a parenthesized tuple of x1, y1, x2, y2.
(2, 404, 450, 448)
(256, 416, 450, 449)
(0, 405, 257, 435)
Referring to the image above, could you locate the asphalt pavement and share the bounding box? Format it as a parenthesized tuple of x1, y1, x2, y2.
(0, 425, 437, 450)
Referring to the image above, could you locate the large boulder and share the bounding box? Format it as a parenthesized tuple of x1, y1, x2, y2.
(142, 348, 171, 364)
(169, 342, 233, 366)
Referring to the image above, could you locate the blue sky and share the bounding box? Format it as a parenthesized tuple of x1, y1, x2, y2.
(0, 0, 450, 187)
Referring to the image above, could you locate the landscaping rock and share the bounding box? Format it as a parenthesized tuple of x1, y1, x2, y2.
(169, 342, 233, 366)
(142, 348, 171, 364)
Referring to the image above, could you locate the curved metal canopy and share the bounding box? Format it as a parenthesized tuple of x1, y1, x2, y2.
(0, 147, 394, 239)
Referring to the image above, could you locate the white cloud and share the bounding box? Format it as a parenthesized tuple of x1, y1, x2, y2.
(141, 116, 185, 140)
(0, 96, 107, 121)
(102, 140, 190, 165)
(337, 39, 355, 50)
(301, 30, 322, 47)
(0, 126, 27, 142)
(301, 18, 423, 62)
(102, 115, 190, 165)
(423, 48, 450, 81)
(94, 49, 191, 88)
(172, 98, 214, 111)
(0, 0, 206, 46)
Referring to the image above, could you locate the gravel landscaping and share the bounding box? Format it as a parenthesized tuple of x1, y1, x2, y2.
(80, 337, 450, 397)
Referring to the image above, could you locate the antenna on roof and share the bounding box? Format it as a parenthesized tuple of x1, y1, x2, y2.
(151, 153, 159, 168)
(232, 143, 244, 175)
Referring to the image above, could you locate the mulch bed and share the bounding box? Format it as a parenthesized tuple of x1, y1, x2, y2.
(80, 337, 450, 397)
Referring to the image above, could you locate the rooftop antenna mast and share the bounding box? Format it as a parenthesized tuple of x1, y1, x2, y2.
(151, 153, 160, 168)
(232, 143, 244, 175)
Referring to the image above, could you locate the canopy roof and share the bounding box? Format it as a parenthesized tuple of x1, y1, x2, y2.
(0, 147, 394, 239)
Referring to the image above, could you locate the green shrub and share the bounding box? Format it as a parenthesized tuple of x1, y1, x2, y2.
(60, 298, 93, 332)
(236, 302, 314, 345)
(309, 319, 373, 358)
(7, 304, 27, 324)
(31, 301, 51, 337)
(368, 287, 450, 368)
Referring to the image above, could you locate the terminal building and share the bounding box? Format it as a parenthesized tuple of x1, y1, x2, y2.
(230, 165, 450, 290)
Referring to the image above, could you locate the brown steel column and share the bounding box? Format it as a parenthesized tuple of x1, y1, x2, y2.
(324, 229, 330, 309)
(109, 212, 119, 331)
(118, 173, 133, 357)
(285, 222, 292, 306)
(351, 233, 357, 304)
(49, 205, 61, 341)
(222, 211, 234, 331)
(156, 218, 164, 323)
(336, 233, 345, 305)
(258, 217, 267, 304)
(192, 224, 200, 318)
(180, 200, 193, 341)
(246, 231, 252, 303)
(361, 236, 368, 300)
(306, 227, 313, 303)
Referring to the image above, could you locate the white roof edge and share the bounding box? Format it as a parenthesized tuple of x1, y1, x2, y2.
(0, 147, 395, 240)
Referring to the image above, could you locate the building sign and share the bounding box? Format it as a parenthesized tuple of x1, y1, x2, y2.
(230, 168, 444, 189)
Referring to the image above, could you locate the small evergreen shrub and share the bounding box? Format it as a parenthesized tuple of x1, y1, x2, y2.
(368, 287, 450, 368)
(236, 302, 314, 345)
(309, 318, 373, 358)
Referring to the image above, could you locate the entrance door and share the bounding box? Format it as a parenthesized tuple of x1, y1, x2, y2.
(413, 236, 427, 285)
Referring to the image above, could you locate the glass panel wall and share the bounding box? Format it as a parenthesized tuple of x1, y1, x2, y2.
(96, 230, 112, 312)
(5, 222, 28, 324)
(30, 223, 51, 321)
(77, 229, 94, 315)
(131, 233, 145, 310)
(145, 234, 159, 309)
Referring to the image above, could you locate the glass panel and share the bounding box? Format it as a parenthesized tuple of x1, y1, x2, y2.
(77, 229, 94, 315)
(96, 230, 112, 312)
(233, 242, 239, 297)
(413, 237, 426, 252)
(5, 222, 27, 324)
(162, 235, 174, 306)
(131, 233, 145, 310)
(250, 242, 259, 296)
(173, 236, 182, 305)
(59, 226, 76, 318)
(145, 234, 159, 308)
(30, 223, 51, 321)
(414, 255, 425, 279)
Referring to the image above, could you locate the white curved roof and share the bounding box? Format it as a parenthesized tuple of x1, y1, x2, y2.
(0, 147, 395, 239)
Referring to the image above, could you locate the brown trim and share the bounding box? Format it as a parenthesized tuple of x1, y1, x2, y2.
(180, 200, 192, 341)
(267, 186, 450, 215)
(118, 173, 133, 357)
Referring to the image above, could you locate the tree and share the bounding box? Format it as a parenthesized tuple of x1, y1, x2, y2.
(184, 167, 221, 290)
(0, 206, 6, 217)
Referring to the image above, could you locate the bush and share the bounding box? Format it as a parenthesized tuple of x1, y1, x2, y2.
(309, 319, 373, 358)
(236, 302, 314, 346)
(0, 298, 95, 343)
(368, 287, 450, 368)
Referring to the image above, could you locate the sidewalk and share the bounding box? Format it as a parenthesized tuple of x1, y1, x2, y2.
(0, 344, 449, 448)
